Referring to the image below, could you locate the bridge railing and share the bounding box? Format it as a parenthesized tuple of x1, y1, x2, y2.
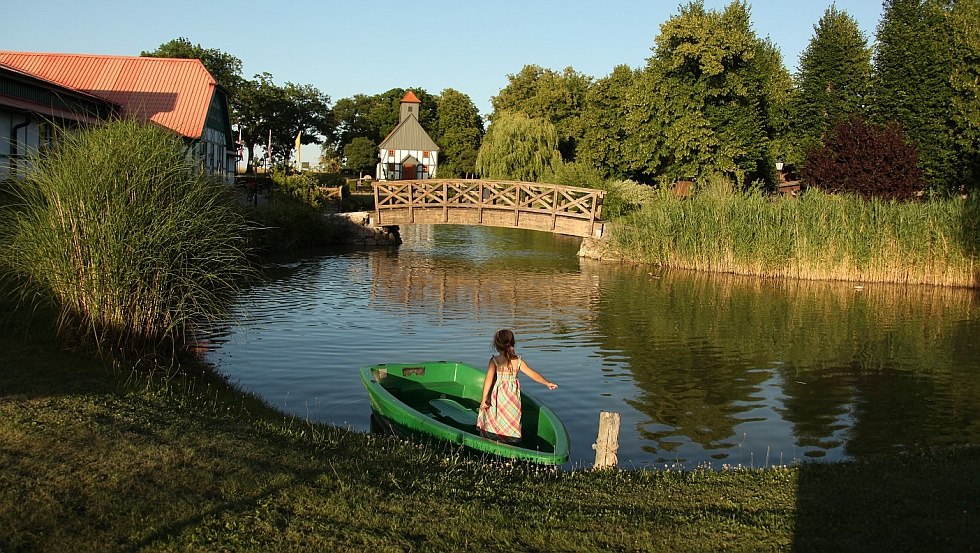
(372, 179, 604, 238)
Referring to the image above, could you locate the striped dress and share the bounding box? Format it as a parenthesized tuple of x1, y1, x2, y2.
(476, 356, 522, 442)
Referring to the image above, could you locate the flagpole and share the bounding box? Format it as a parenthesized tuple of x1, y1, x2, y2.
(267, 129, 272, 171)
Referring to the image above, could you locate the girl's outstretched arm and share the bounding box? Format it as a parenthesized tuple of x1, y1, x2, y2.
(519, 361, 557, 390)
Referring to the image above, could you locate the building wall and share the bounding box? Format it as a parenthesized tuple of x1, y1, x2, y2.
(377, 148, 439, 180)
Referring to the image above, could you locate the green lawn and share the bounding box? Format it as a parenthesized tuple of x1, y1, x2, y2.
(1, 312, 977, 552)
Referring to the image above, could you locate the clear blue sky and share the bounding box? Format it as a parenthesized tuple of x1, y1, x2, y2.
(3, 0, 883, 120)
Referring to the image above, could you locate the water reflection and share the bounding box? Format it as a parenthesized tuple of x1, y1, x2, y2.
(204, 225, 980, 469)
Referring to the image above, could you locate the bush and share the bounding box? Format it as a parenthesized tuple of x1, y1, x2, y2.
(0, 119, 254, 365)
(802, 116, 926, 200)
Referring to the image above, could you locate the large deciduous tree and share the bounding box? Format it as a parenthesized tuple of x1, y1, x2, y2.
(794, 6, 872, 164)
(234, 73, 334, 169)
(576, 65, 638, 179)
(475, 111, 562, 182)
(634, 1, 786, 186)
(491, 65, 592, 161)
(434, 88, 484, 178)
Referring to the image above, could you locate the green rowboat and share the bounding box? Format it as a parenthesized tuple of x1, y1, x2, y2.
(360, 361, 570, 465)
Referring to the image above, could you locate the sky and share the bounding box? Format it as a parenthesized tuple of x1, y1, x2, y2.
(3, 0, 884, 156)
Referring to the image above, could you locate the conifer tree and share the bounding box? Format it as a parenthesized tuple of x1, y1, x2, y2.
(794, 6, 872, 160)
(872, 0, 955, 190)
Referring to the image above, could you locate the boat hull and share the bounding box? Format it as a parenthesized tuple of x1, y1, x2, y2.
(360, 361, 569, 465)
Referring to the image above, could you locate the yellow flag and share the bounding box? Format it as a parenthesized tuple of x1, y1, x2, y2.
(294, 131, 302, 151)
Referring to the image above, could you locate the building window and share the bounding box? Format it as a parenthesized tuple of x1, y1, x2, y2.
(388, 149, 395, 157)
(423, 151, 429, 159)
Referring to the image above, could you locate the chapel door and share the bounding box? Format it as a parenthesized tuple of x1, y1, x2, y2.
(403, 164, 416, 180)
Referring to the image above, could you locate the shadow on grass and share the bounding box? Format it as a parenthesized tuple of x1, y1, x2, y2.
(792, 447, 980, 552)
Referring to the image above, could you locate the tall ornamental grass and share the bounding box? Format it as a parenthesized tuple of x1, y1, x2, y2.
(0, 119, 254, 365)
(611, 176, 979, 287)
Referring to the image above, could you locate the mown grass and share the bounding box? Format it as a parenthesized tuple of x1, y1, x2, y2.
(2, 303, 978, 552)
(607, 178, 979, 288)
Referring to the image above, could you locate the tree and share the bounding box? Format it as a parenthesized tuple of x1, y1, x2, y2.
(234, 73, 334, 170)
(141, 37, 244, 97)
(576, 65, 637, 179)
(794, 7, 873, 160)
(434, 88, 484, 178)
(948, 1, 980, 190)
(475, 111, 562, 181)
(491, 65, 592, 160)
(872, 0, 956, 191)
(343, 137, 378, 177)
(802, 115, 926, 200)
(636, 1, 783, 186)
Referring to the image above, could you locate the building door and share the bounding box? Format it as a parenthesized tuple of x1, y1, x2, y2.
(403, 164, 416, 180)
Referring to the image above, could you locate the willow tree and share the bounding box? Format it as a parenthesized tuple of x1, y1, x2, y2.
(794, 6, 873, 162)
(475, 111, 562, 182)
(491, 65, 592, 161)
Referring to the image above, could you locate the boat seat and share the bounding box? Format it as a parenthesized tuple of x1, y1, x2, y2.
(429, 398, 477, 427)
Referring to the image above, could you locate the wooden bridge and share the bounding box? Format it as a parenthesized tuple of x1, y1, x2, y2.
(372, 179, 605, 238)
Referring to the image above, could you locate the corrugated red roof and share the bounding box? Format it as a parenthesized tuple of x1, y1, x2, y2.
(401, 90, 420, 104)
(0, 51, 218, 139)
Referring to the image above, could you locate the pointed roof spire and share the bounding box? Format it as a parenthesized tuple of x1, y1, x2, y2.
(401, 90, 420, 104)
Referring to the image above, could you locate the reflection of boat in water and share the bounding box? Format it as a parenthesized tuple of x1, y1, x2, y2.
(360, 361, 569, 465)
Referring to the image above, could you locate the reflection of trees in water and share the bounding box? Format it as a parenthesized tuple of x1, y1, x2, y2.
(589, 263, 980, 461)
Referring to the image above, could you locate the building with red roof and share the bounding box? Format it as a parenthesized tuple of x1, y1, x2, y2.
(377, 90, 439, 180)
(0, 51, 235, 181)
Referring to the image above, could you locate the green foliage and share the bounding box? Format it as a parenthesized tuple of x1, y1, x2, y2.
(334, 88, 438, 150)
(475, 111, 562, 181)
(235, 73, 334, 169)
(611, 182, 976, 286)
(434, 88, 484, 178)
(637, 1, 784, 187)
(576, 65, 637, 179)
(793, 7, 873, 161)
(872, 0, 957, 191)
(949, 1, 980, 189)
(491, 65, 592, 160)
(0, 119, 253, 364)
(343, 136, 378, 176)
(803, 116, 926, 200)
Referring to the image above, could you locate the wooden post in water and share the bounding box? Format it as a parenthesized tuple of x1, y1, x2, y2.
(592, 411, 621, 469)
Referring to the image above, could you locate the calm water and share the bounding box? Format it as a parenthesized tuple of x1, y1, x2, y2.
(203, 225, 980, 469)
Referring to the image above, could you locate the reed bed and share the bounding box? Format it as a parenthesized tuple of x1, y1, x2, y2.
(611, 177, 979, 288)
(0, 119, 254, 365)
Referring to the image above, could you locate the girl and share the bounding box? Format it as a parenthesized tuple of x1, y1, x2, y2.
(476, 329, 558, 443)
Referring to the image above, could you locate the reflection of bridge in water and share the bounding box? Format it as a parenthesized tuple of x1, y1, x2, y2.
(369, 248, 603, 319)
(372, 179, 605, 238)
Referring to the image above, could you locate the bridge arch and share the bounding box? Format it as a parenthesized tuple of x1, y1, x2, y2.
(372, 179, 605, 238)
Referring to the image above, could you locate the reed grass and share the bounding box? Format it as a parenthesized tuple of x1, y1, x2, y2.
(0, 119, 254, 365)
(610, 176, 979, 287)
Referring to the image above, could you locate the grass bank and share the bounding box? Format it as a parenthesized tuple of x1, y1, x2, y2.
(605, 180, 979, 288)
(2, 309, 978, 552)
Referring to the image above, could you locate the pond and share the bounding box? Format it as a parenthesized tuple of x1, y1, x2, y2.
(203, 225, 980, 469)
